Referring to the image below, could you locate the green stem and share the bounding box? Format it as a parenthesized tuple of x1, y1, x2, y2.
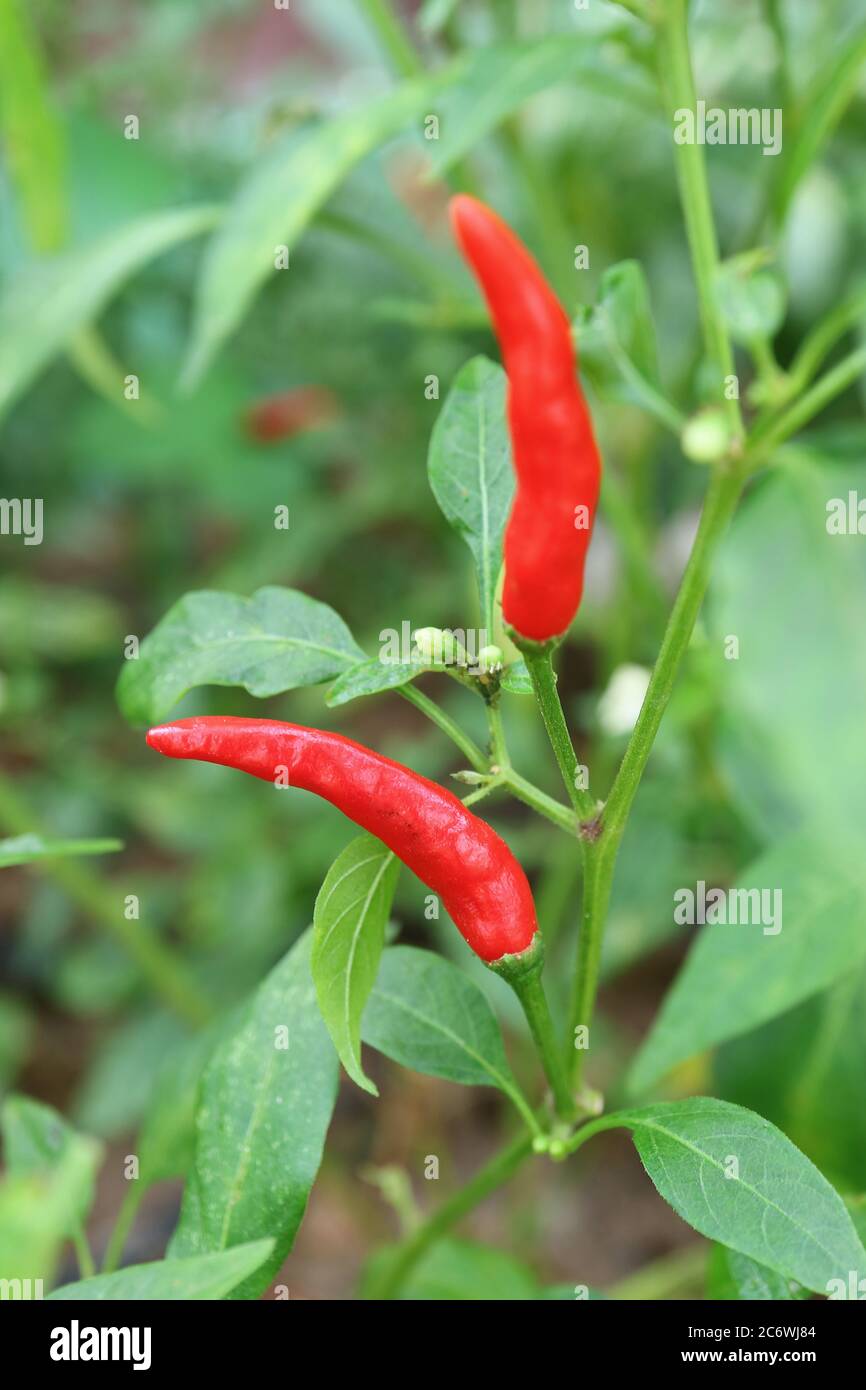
(509, 966, 575, 1122)
(486, 699, 511, 770)
(102, 1182, 144, 1274)
(521, 648, 597, 821)
(370, 1131, 534, 1299)
(73, 1228, 96, 1279)
(657, 0, 744, 439)
(399, 686, 488, 773)
(748, 347, 866, 463)
(357, 0, 424, 78)
(607, 1243, 708, 1300)
(569, 462, 747, 1086)
(502, 769, 576, 834)
(0, 774, 212, 1027)
(784, 284, 866, 398)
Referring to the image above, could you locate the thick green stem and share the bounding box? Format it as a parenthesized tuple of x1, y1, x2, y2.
(399, 686, 488, 773)
(0, 774, 212, 1027)
(370, 1131, 534, 1299)
(521, 648, 597, 821)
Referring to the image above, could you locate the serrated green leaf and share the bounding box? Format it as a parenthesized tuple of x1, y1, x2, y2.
(312, 835, 400, 1095)
(117, 586, 365, 726)
(183, 81, 434, 387)
(169, 931, 337, 1299)
(608, 1098, 866, 1296)
(428, 357, 513, 631)
(0, 204, 220, 420)
(361, 946, 534, 1127)
(628, 829, 866, 1093)
(326, 657, 428, 707)
(0, 835, 123, 869)
(48, 1240, 274, 1301)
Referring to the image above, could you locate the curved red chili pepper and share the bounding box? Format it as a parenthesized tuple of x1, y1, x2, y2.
(450, 195, 601, 643)
(146, 716, 538, 964)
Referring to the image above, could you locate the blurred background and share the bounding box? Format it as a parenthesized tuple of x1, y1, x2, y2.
(1, 0, 865, 1298)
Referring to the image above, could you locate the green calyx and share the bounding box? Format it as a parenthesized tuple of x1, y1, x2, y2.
(485, 930, 544, 985)
(506, 626, 565, 658)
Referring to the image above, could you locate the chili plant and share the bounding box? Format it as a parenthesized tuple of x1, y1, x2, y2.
(2, 0, 866, 1305)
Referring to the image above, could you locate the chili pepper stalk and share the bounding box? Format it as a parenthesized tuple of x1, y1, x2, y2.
(488, 933, 576, 1123)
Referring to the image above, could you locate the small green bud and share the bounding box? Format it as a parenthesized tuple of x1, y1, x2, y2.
(412, 627, 460, 665)
(681, 406, 734, 464)
(476, 644, 503, 675)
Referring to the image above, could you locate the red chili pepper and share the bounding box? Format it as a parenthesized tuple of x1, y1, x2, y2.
(450, 195, 601, 644)
(146, 716, 538, 964)
(244, 386, 338, 444)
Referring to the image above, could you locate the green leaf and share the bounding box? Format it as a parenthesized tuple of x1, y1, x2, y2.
(137, 1021, 230, 1186)
(419, 0, 459, 36)
(326, 657, 428, 707)
(312, 835, 400, 1095)
(609, 1098, 866, 1296)
(774, 28, 866, 220)
(706, 1244, 806, 1301)
(714, 961, 866, 1192)
(396, 1237, 540, 1300)
(427, 357, 513, 631)
(500, 659, 532, 695)
(117, 586, 365, 726)
(169, 931, 337, 1299)
(574, 261, 668, 421)
(0, 835, 123, 868)
(0, 0, 67, 251)
(48, 1241, 274, 1301)
(0, 204, 220, 420)
(183, 81, 433, 387)
(628, 828, 866, 1093)
(715, 257, 786, 344)
(709, 460, 866, 834)
(1, 1095, 100, 1235)
(0, 1145, 97, 1285)
(361, 946, 532, 1125)
(429, 37, 656, 176)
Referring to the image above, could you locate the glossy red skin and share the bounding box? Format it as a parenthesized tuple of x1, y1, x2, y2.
(450, 195, 601, 643)
(146, 716, 538, 963)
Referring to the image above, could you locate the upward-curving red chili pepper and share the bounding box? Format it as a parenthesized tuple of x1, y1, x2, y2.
(450, 195, 601, 644)
(146, 716, 538, 964)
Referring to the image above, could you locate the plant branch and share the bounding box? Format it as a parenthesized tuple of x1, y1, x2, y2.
(399, 686, 488, 773)
(657, 0, 744, 438)
(502, 769, 577, 834)
(368, 1131, 534, 1298)
(748, 347, 866, 464)
(521, 648, 597, 821)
